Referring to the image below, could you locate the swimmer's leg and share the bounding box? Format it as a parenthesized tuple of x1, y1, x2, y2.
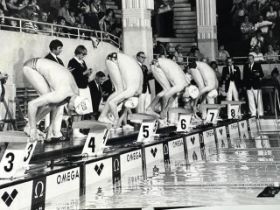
(161, 85, 185, 118)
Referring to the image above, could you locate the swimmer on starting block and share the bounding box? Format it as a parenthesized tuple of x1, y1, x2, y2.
(187, 61, 219, 116)
(147, 58, 194, 119)
(23, 58, 91, 142)
(98, 52, 143, 127)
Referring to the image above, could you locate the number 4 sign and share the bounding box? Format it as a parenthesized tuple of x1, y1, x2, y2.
(82, 128, 109, 156)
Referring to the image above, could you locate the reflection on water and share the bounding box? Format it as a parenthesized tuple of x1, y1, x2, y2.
(46, 134, 280, 209)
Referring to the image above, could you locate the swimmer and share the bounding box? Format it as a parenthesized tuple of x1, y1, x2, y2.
(147, 58, 191, 119)
(187, 61, 219, 116)
(98, 52, 143, 127)
(23, 58, 90, 142)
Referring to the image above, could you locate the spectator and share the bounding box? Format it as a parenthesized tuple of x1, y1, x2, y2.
(218, 45, 230, 63)
(0, 0, 7, 12)
(153, 38, 166, 58)
(249, 2, 261, 23)
(23, 11, 39, 34)
(188, 45, 204, 62)
(265, 44, 278, 62)
(240, 15, 255, 40)
(250, 30, 265, 51)
(99, 9, 114, 33)
(221, 57, 241, 101)
(56, 16, 69, 38)
(232, 2, 248, 27)
(90, 0, 104, 19)
(254, 15, 273, 35)
(82, 1, 100, 31)
(136, 51, 153, 113)
(88, 71, 106, 120)
(58, 0, 72, 25)
(265, 29, 278, 49)
(249, 46, 265, 63)
(174, 44, 184, 64)
(6, 0, 27, 16)
(28, 0, 40, 14)
(266, 5, 277, 22)
(243, 54, 264, 117)
(39, 11, 52, 35)
(68, 45, 92, 137)
(165, 42, 173, 57)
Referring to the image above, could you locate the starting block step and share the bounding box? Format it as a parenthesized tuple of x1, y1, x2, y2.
(0, 131, 29, 143)
(128, 113, 159, 122)
(221, 101, 245, 105)
(72, 120, 112, 129)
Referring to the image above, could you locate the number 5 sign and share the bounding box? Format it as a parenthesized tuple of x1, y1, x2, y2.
(137, 120, 158, 143)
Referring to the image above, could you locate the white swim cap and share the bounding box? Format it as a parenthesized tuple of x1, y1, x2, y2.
(74, 96, 91, 115)
(207, 89, 218, 99)
(183, 85, 199, 99)
(124, 97, 139, 109)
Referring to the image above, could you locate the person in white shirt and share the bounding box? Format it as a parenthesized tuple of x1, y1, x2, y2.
(249, 46, 265, 63)
(254, 15, 273, 34)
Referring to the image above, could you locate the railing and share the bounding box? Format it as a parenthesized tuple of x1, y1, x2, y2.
(0, 16, 121, 48)
(154, 53, 280, 67)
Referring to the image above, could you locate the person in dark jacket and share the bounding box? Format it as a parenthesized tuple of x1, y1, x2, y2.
(45, 39, 64, 66)
(88, 71, 106, 119)
(68, 45, 93, 137)
(243, 54, 264, 117)
(221, 57, 241, 101)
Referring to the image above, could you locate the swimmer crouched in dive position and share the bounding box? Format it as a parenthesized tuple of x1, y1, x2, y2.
(23, 58, 90, 142)
(98, 52, 143, 127)
(147, 58, 194, 119)
(187, 61, 219, 116)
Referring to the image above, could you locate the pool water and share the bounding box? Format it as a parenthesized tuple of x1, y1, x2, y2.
(45, 133, 280, 209)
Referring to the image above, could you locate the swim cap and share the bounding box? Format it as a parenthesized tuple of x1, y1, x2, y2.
(74, 96, 91, 115)
(124, 97, 139, 109)
(183, 85, 199, 99)
(207, 89, 218, 99)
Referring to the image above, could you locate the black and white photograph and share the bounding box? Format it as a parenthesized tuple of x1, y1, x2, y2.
(0, 0, 280, 209)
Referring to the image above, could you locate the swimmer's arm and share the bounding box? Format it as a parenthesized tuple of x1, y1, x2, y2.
(193, 86, 214, 114)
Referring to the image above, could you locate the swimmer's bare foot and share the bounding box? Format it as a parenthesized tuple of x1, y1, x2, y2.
(146, 108, 160, 118)
(98, 116, 114, 125)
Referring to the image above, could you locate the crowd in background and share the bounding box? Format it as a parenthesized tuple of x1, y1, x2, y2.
(0, 0, 122, 39)
(228, 0, 280, 61)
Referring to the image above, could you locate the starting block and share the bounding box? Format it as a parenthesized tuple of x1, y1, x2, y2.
(72, 120, 111, 156)
(128, 113, 159, 143)
(221, 101, 245, 119)
(0, 131, 37, 179)
(199, 104, 226, 124)
(167, 108, 192, 132)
